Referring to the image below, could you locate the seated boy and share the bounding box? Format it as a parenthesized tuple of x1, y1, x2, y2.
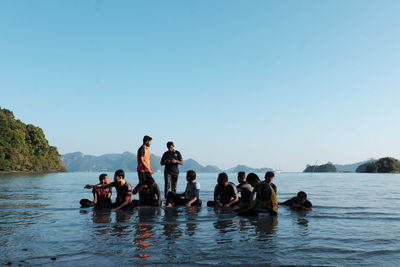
(80, 173, 112, 208)
(207, 172, 239, 208)
(166, 170, 202, 207)
(237, 173, 278, 216)
(132, 176, 162, 207)
(85, 169, 132, 211)
(279, 191, 312, 211)
(236, 171, 253, 205)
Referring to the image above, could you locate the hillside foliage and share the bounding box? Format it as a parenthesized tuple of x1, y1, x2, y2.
(0, 108, 65, 172)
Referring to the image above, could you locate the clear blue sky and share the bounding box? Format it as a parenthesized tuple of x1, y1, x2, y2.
(1, 0, 399, 171)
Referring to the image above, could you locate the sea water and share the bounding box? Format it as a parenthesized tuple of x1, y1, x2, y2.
(0, 172, 399, 266)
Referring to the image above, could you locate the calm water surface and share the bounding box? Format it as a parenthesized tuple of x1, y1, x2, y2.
(1, 172, 400, 266)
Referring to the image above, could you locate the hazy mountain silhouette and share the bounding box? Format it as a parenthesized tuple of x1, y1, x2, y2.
(61, 152, 270, 173)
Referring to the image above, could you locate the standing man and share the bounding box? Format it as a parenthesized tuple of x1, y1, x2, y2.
(137, 135, 154, 183)
(160, 141, 183, 198)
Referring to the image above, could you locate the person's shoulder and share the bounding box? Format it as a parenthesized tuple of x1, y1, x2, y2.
(304, 200, 312, 208)
(138, 145, 145, 154)
(124, 182, 132, 189)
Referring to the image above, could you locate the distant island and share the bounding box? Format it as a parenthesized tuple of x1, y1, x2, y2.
(303, 158, 400, 173)
(0, 108, 65, 172)
(303, 162, 337, 173)
(61, 152, 273, 173)
(356, 157, 400, 173)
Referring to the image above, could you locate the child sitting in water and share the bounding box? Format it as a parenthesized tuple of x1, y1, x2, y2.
(80, 173, 112, 208)
(279, 191, 312, 211)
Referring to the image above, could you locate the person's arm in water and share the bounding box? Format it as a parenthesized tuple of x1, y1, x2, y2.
(186, 195, 198, 207)
(279, 198, 293, 205)
(225, 194, 239, 207)
(289, 203, 310, 211)
(112, 195, 131, 211)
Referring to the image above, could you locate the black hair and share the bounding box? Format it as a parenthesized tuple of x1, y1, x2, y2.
(98, 173, 108, 183)
(186, 170, 196, 181)
(246, 173, 261, 184)
(297, 191, 307, 199)
(217, 172, 228, 184)
(114, 169, 125, 179)
(265, 171, 275, 179)
(167, 141, 174, 148)
(145, 177, 155, 186)
(238, 171, 246, 180)
(143, 135, 152, 144)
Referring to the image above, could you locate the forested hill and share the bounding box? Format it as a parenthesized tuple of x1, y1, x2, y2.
(0, 108, 66, 172)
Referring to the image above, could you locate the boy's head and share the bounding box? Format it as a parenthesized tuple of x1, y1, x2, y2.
(265, 171, 275, 183)
(167, 141, 174, 152)
(143, 135, 152, 147)
(99, 173, 110, 184)
(217, 172, 228, 185)
(246, 173, 261, 187)
(297, 191, 307, 204)
(114, 169, 125, 183)
(237, 171, 246, 183)
(186, 170, 196, 182)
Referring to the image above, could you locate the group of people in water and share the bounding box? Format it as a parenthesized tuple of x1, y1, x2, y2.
(81, 136, 312, 216)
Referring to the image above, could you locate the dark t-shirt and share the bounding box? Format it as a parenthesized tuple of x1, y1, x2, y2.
(214, 182, 238, 205)
(139, 183, 160, 203)
(161, 150, 182, 174)
(92, 186, 112, 203)
(109, 181, 132, 206)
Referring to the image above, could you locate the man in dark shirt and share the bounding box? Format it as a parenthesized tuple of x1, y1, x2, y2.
(85, 169, 132, 211)
(279, 191, 312, 211)
(236, 171, 253, 205)
(207, 173, 239, 208)
(160, 141, 183, 198)
(132, 177, 162, 207)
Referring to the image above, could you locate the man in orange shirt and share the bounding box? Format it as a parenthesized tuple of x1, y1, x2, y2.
(137, 135, 154, 183)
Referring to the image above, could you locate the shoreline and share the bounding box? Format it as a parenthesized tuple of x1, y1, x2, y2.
(0, 170, 67, 174)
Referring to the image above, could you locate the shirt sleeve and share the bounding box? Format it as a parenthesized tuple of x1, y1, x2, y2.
(109, 182, 117, 187)
(194, 182, 200, 198)
(177, 151, 182, 161)
(138, 146, 145, 157)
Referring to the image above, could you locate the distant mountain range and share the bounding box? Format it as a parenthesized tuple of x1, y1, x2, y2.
(61, 152, 273, 173)
(303, 160, 376, 173)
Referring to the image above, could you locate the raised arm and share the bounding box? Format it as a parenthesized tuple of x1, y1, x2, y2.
(84, 184, 112, 189)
